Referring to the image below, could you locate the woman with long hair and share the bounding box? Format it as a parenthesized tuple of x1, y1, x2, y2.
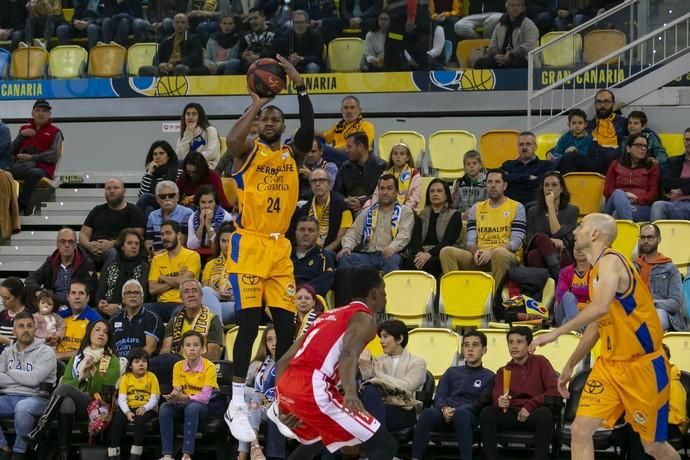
(136, 140, 182, 218)
(294, 284, 325, 338)
(0, 277, 29, 351)
(176, 151, 230, 209)
(201, 222, 237, 325)
(176, 103, 221, 169)
(187, 185, 234, 250)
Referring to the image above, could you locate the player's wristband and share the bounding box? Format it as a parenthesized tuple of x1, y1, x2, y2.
(296, 84, 307, 95)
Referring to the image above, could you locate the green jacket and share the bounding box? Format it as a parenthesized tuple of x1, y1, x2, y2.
(621, 128, 668, 164)
(63, 353, 121, 395)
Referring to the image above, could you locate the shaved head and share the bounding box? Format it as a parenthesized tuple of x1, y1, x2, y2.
(575, 213, 617, 251)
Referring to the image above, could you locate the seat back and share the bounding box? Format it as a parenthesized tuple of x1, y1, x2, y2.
(541, 277, 556, 311)
(88, 43, 127, 77)
(563, 172, 605, 217)
(383, 270, 436, 327)
(416, 370, 436, 408)
(428, 130, 477, 179)
(535, 133, 561, 160)
(684, 278, 690, 320)
(439, 271, 494, 328)
(127, 42, 158, 76)
(563, 369, 591, 423)
(655, 220, 690, 274)
(416, 176, 434, 214)
(533, 330, 581, 373)
(378, 130, 426, 165)
(611, 220, 639, 260)
(663, 332, 690, 371)
(225, 325, 265, 361)
(456, 38, 490, 68)
(658, 133, 685, 157)
(0, 48, 11, 79)
(365, 336, 384, 357)
(540, 31, 582, 67)
(583, 29, 626, 65)
(479, 130, 519, 169)
(327, 38, 366, 72)
(476, 328, 512, 373)
(11, 47, 49, 79)
(49, 45, 87, 79)
(407, 328, 460, 382)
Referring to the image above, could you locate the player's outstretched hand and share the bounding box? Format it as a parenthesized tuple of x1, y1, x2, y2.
(557, 363, 574, 399)
(249, 90, 274, 108)
(279, 412, 303, 429)
(528, 331, 557, 353)
(275, 54, 304, 87)
(343, 392, 368, 417)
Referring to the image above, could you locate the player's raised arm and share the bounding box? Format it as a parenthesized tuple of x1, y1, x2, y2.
(339, 312, 377, 414)
(275, 54, 314, 164)
(226, 92, 274, 159)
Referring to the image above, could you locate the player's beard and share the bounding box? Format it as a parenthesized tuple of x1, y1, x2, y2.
(259, 131, 282, 144)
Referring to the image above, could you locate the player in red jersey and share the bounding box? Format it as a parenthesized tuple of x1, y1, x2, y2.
(268, 267, 397, 460)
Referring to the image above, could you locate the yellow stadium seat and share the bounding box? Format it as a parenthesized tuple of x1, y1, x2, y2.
(456, 38, 490, 68)
(655, 220, 690, 274)
(536, 133, 560, 160)
(658, 133, 685, 157)
(428, 130, 477, 180)
(479, 130, 519, 169)
(11, 46, 48, 79)
(127, 42, 157, 76)
(611, 220, 639, 260)
(540, 32, 582, 67)
(12, 180, 20, 197)
(663, 332, 690, 371)
(383, 270, 436, 327)
(63, 8, 74, 21)
(563, 172, 605, 217)
(439, 271, 494, 329)
(225, 325, 265, 361)
(378, 130, 426, 165)
(476, 328, 512, 373)
(366, 336, 384, 357)
(416, 176, 434, 214)
(327, 38, 366, 72)
(219, 136, 227, 155)
(221, 177, 238, 209)
(533, 330, 582, 373)
(49, 45, 87, 79)
(583, 29, 626, 65)
(88, 43, 127, 77)
(407, 328, 460, 381)
(542, 277, 556, 310)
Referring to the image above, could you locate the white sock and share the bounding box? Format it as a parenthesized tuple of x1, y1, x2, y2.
(130, 445, 143, 456)
(232, 381, 246, 405)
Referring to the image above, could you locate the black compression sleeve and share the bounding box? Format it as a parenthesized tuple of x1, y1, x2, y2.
(292, 85, 315, 154)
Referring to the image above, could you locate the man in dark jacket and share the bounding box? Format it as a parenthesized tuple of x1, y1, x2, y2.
(334, 132, 388, 213)
(502, 131, 553, 206)
(25, 228, 98, 306)
(0, 0, 26, 49)
(55, 0, 106, 49)
(291, 216, 335, 296)
(238, 7, 276, 73)
(276, 10, 323, 73)
(651, 128, 690, 221)
(140, 13, 207, 75)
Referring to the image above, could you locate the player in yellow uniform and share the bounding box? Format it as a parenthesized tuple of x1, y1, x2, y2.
(531, 214, 680, 460)
(224, 54, 314, 443)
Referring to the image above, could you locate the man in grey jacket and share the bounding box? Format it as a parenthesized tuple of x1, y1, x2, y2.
(0, 311, 57, 459)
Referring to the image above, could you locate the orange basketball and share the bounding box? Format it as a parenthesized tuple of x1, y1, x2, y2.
(247, 58, 287, 97)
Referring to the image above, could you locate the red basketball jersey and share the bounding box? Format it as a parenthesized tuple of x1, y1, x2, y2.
(289, 301, 374, 382)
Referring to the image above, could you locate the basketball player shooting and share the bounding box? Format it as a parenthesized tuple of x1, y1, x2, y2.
(530, 214, 679, 460)
(223, 54, 314, 443)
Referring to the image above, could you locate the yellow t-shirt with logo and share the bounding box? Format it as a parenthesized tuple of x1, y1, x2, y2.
(323, 119, 375, 151)
(120, 371, 160, 410)
(474, 198, 523, 260)
(56, 307, 101, 353)
(172, 358, 218, 397)
(149, 247, 201, 303)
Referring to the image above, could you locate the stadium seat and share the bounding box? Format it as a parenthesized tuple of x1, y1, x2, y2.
(63, 7, 74, 21)
(49, 45, 87, 79)
(0, 48, 10, 79)
(366, 335, 384, 357)
(479, 130, 519, 169)
(541, 277, 556, 313)
(659, 133, 685, 157)
(611, 220, 638, 260)
(540, 32, 582, 67)
(383, 270, 436, 327)
(655, 220, 690, 275)
(476, 328, 512, 373)
(663, 332, 690, 371)
(127, 42, 157, 76)
(684, 278, 690, 319)
(224, 325, 265, 361)
(535, 133, 560, 160)
(407, 328, 460, 382)
(583, 29, 626, 65)
(378, 130, 426, 166)
(219, 136, 227, 155)
(221, 177, 237, 209)
(427, 130, 477, 179)
(439, 271, 494, 329)
(456, 38, 490, 68)
(10, 46, 49, 79)
(327, 38, 366, 72)
(416, 176, 434, 214)
(563, 172, 605, 217)
(88, 43, 127, 77)
(533, 330, 581, 374)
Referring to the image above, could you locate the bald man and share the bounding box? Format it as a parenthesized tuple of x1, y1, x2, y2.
(531, 214, 679, 460)
(79, 177, 146, 269)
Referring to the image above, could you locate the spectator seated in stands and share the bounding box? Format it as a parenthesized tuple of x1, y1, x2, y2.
(96, 229, 150, 320)
(25, 228, 98, 307)
(651, 128, 690, 221)
(55, 0, 105, 49)
(109, 279, 163, 358)
(603, 134, 660, 222)
(27, 320, 121, 459)
(186, 185, 233, 250)
(10, 99, 63, 216)
(339, 0, 379, 33)
(338, 174, 414, 274)
(334, 132, 388, 214)
(525, 171, 578, 279)
(450, 150, 487, 218)
(425, 24, 450, 70)
(381, 0, 430, 72)
(33, 289, 66, 348)
(368, 143, 422, 210)
(177, 151, 230, 209)
(362, 11, 389, 72)
(550, 108, 593, 167)
(237, 8, 276, 74)
(554, 247, 591, 326)
(0, 2, 26, 50)
(55, 280, 102, 361)
(140, 13, 208, 76)
(0, 121, 11, 170)
(502, 131, 554, 208)
(622, 110, 668, 165)
(588, 89, 628, 174)
(204, 14, 242, 75)
(145, 0, 188, 39)
(24, 0, 61, 46)
(405, 178, 462, 278)
(440, 169, 526, 292)
(359, 319, 427, 436)
(0, 278, 30, 354)
(525, 0, 554, 36)
(411, 330, 495, 460)
(176, 103, 221, 169)
(276, 10, 324, 74)
(102, 0, 150, 46)
(321, 96, 376, 167)
(136, 140, 182, 219)
(200, 222, 236, 325)
(480, 326, 559, 460)
(145, 180, 192, 253)
(80, 177, 147, 270)
(145, 220, 201, 323)
(454, 0, 504, 40)
(474, 0, 538, 69)
(430, 0, 460, 43)
(298, 139, 338, 201)
(552, 0, 592, 31)
(294, 284, 325, 337)
(0, 311, 57, 460)
(291, 216, 336, 297)
(634, 223, 687, 333)
(186, 0, 218, 44)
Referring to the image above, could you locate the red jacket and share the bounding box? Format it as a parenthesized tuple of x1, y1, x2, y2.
(604, 160, 660, 205)
(492, 354, 560, 413)
(176, 169, 230, 210)
(15, 121, 61, 178)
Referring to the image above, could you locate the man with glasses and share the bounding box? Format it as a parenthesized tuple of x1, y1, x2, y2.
(144, 180, 192, 254)
(651, 127, 690, 221)
(110, 279, 164, 358)
(25, 228, 98, 307)
(501, 131, 553, 207)
(298, 138, 338, 200)
(276, 10, 324, 74)
(588, 89, 628, 174)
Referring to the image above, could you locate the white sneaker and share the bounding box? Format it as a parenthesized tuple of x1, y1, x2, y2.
(224, 401, 256, 443)
(266, 401, 297, 440)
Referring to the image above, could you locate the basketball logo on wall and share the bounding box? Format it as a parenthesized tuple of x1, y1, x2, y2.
(156, 75, 190, 96)
(429, 69, 496, 91)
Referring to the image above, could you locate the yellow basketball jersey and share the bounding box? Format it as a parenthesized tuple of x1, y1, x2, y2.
(475, 198, 523, 260)
(232, 139, 298, 235)
(589, 248, 663, 361)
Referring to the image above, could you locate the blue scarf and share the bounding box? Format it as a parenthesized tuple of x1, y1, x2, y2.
(192, 206, 225, 233)
(362, 202, 402, 248)
(254, 356, 276, 402)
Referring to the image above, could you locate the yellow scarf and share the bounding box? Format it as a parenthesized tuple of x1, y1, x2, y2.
(391, 165, 413, 205)
(308, 194, 331, 247)
(593, 113, 618, 148)
(171, 306, 214, 356)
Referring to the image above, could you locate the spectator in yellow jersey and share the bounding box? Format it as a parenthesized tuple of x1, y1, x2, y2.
(320, 96, 376, 166)
(201, 222, 237, 325)
(56, 280, 103, 361)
